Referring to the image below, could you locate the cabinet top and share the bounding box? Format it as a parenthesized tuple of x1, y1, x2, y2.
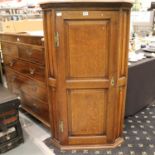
(40, 0, 133, 9)
(0, 31, 44, 37)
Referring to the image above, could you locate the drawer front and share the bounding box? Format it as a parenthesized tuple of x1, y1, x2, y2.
(1, 35, 17, 42)
(3, 55, 45, 82)
(16, 36, 44, 46)
(18, 46, 45, 65)
(0, 127, 17, 144)
(3, 55, 17, 68)
(21, 94, 49, 123)
(1, 35, 44, 46)
(5, 69, 47, 102)
(1, 42, 18, 57)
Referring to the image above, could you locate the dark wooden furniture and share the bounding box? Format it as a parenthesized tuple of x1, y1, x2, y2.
(0, 85, 23, 153)
(0, 48, 3, 84)
(126, 50, 155, 116)
(0, 62, 2, 84)
(40, 0, 132, 150)
(0, 33, 50, 127)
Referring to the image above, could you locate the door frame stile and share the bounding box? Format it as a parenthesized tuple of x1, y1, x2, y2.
(56, 11, 69, 144)
(106, 12, 119, 143)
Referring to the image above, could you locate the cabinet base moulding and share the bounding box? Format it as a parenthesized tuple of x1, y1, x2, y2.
(50, 137, 124, 150)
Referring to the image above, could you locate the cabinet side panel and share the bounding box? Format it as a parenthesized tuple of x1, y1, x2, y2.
(43, 10, 54, 77)
(115, 10, 131, 139)
(43, 10, 59, 139)
(118, 10, 130, 77)
(116, 86, 126, 138)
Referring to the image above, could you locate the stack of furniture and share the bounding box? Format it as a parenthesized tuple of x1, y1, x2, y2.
(0, 32, 50, 127)
(0, 85, 23, 153)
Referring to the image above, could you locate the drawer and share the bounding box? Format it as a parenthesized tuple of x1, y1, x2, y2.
(1, 42, 18, 57)
(18, 46, 45, 65)
(16, 36, 44, 46)
(3, 55, 45, 82)
(21, 94, 49, 124)
(1, 35, 17, 42)
(5, 69, 47, 102)
(3, 55, 17, 68)
(1, 35, 44, 46)
(0, 127, 17, 144)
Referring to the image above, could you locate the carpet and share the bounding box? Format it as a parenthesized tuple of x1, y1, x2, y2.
(44, 103, 155, 155)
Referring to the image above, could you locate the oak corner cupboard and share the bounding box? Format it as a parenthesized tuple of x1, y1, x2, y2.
(40, 0, 133, 150)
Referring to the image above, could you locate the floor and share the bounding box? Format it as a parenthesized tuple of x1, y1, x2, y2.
(0, 77, 54, 155)
(2, 110, 54, 155)
(45, 103, 155, 155)
(1, 103, 155, 155)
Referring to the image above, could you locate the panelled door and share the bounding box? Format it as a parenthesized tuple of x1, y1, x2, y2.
(55, 10, 119, 145)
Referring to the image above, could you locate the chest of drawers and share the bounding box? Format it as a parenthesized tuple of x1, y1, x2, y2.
(0, 33, 50, 127)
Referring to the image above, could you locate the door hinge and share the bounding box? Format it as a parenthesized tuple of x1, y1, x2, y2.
(59, 121, 64, 133)
(54, 32, 59, 48)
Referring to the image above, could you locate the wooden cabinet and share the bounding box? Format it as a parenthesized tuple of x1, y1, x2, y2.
(0, 33, 50, 127)
(41, 0, 132, 150)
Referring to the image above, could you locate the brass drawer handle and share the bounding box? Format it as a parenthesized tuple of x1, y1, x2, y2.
(29, 68, 35, 75)
(17, 37, 20, 42)
(9, 60, 16, 67)
(41, 37, 44, 42)
(26, 49, 33, 56)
